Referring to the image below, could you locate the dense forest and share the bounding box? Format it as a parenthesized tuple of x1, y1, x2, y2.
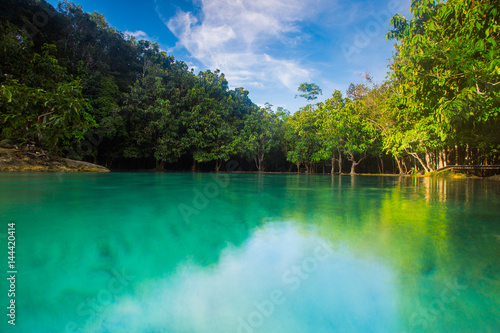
(1, 0, 499, 174)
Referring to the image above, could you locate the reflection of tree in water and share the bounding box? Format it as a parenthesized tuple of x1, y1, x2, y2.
(279, 175, 499, 332)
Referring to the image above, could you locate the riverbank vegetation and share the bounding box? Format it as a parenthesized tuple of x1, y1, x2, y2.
(1, 0, 499, 174)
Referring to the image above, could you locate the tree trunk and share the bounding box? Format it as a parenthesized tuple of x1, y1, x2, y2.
(466, 144, 470, 165)
(409, 152, 430, 173)
(215, 159, 222, 172)
(331, 156, 335, 174)
(296, 162, 300, 174)
(255, 154, 264, 172)
(155, 159, 165, 171)
(402, 158, 408, 174)
(338, 149, 342, 174)
(254, 147, 264, 172)
(105, 156, 114, 169)
(350, 161, 359, 174)
(395, 157, 404, 174)
(347, 151, 366, 175)
(191, 160, 197, 172)
(437, 150, 444, 169)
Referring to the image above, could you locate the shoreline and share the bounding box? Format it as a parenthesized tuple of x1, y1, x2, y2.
(107, 169, 500, 180)
(1, 148, 497, 180)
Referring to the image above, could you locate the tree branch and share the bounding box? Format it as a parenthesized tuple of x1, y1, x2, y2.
(37, 111, 54, 121)
(475, 82, 487, 95)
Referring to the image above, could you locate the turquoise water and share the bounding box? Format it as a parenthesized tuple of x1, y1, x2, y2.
(0, 173, 499, 332)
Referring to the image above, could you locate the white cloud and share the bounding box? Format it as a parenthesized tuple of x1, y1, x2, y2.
(81, 226, 396, 332)
(124, 30, 151, 40)
(124, 30, 176, 59)
(162, 0, 332, 91)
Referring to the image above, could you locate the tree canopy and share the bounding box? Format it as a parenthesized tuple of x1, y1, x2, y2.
(1, 0, 498, 174)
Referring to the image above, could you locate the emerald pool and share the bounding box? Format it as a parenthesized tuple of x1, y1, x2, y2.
(1, 173, 499, 332)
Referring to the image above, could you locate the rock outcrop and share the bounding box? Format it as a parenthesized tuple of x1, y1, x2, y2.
(0, 147, 109, 172)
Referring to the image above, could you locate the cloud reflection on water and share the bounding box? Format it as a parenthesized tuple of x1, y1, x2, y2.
(84, 223, 397, 333)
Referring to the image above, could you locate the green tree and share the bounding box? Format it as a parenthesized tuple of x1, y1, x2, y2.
(121, 69, 181, 170)
(296, 82, 323, 101)
(387, 0, 500, 169)
(317, 90, 346, 174)
(0, 78, 95, 151)
(181, 70, 239, 172)
(284, 105, 322, 173)
(239, 104, 278, 172)
(0, 35, 95, 152)
(345, 104, 377, 174)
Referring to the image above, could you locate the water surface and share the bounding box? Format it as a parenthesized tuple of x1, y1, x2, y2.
(0, 173, 499, 332)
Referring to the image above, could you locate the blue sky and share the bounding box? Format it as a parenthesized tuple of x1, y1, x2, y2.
(46, 0, 411, 111)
